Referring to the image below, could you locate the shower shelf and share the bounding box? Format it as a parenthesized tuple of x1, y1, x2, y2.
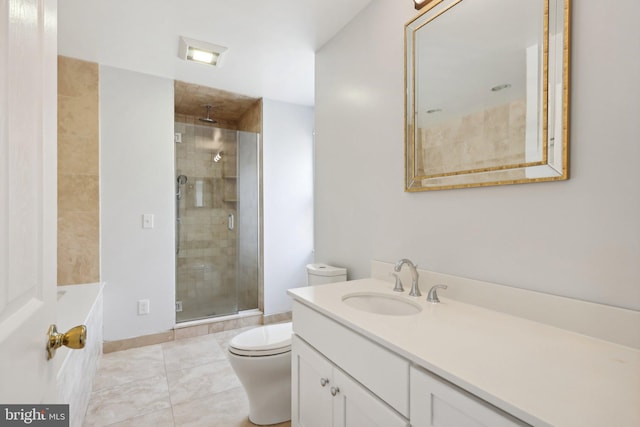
(223, 175, 237, 179)
(224, 198, 238, 203)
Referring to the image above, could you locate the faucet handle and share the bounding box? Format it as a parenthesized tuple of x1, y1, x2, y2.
(390, 273, 404, 292)
(426, 284, 448, 303)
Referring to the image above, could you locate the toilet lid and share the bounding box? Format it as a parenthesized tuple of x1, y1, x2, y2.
(228, 322, 292, 356)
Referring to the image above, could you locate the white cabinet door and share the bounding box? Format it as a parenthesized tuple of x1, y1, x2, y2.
(333, 368, 409, 427)
(293, 335, 408, 427)
(292, 335, 334, 427)
(410, 366, 530, 427)
(293, 301, 410, 416)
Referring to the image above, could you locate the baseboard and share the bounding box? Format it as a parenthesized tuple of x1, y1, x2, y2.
(263, 311, 293, 324)
(103, 310, 292, 353)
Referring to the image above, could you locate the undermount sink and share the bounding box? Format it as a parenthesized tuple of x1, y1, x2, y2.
(342, 292, 422, 316)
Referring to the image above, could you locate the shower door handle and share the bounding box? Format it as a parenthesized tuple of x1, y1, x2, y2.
(228, 213, 235, 230)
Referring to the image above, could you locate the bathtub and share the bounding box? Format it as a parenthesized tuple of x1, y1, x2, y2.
(55, 282, 104, 427)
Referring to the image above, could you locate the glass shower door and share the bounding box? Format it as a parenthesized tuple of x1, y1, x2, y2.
(235, 131, 260, 312)
(174, 121, 259, 322)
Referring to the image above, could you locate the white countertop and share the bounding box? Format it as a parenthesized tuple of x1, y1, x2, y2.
(287, 278, 640, 427)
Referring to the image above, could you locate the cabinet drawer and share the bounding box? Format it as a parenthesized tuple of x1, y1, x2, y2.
(293, 301, 409, 417)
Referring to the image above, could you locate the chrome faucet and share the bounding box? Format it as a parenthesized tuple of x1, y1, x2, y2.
(394, 258, 421, 296)
(427, 285, 448, 303)
(390, 272, 404, 292)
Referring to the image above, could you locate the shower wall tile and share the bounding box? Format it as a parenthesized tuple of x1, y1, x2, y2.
(57, 56, 100, 285)
(175, 114, 245, 321)
(175, 109, 260, 319)
(419, 99, 526, 178)
(237, 99, 262, 133)
(174, 80, 256, 129)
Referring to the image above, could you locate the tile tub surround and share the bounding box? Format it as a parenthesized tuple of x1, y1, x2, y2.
(57, 56, 100, 285)
(56, 283, 104, 427)
(288, 278, 640, 426)
(85, 327, 291, 427)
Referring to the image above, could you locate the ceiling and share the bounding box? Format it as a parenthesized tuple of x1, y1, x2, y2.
(58, 0, 373, 107)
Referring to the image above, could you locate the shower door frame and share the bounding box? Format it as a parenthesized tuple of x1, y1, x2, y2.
(173, 121, 261, 323)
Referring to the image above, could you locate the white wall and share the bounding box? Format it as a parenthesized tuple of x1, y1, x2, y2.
(314, 0, 640, 310)
(263, 99, 315, 314)
(99, 72, 313, 336)
(100, 66, 176, 341)
(57, 0, 372, 106)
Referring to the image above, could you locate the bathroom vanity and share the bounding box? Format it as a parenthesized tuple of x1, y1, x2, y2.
(288, 277, 640, 427)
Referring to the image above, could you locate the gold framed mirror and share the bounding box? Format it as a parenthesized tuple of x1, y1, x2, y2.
(405, 0, 570, 191)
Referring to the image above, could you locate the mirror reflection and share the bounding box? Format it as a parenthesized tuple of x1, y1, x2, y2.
(405, 0, 570, 191)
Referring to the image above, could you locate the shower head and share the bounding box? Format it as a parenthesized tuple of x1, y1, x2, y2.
(199, 105, 217, 124)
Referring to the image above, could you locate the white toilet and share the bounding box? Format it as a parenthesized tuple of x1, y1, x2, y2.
(228, 263, 347, 425)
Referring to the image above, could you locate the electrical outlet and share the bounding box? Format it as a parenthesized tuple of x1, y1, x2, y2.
(138, 299, 150, 315)
(175, 301, 183, 312)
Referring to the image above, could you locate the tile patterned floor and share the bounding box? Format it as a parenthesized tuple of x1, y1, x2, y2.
(84, 327, 292, 427)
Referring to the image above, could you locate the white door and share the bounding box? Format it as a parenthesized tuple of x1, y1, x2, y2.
(0, 0, 58, 403)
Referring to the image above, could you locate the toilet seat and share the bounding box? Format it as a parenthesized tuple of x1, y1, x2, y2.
(229, 322, 292, 357)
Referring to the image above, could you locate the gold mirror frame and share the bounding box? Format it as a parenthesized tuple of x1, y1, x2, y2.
(405, 0, 570, 191)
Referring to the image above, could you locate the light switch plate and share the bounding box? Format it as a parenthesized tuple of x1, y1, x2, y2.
(142, 214, 154, 229)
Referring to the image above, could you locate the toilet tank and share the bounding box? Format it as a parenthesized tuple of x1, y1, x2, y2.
(306, 263, 347, 286)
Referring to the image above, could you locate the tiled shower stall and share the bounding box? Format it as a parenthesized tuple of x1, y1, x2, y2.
(174, 117, 259, 322)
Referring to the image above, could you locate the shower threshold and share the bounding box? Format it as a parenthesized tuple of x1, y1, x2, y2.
(174, 309, 262, 329)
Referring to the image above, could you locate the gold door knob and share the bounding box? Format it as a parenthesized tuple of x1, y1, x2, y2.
(46, 324, 86, 360)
